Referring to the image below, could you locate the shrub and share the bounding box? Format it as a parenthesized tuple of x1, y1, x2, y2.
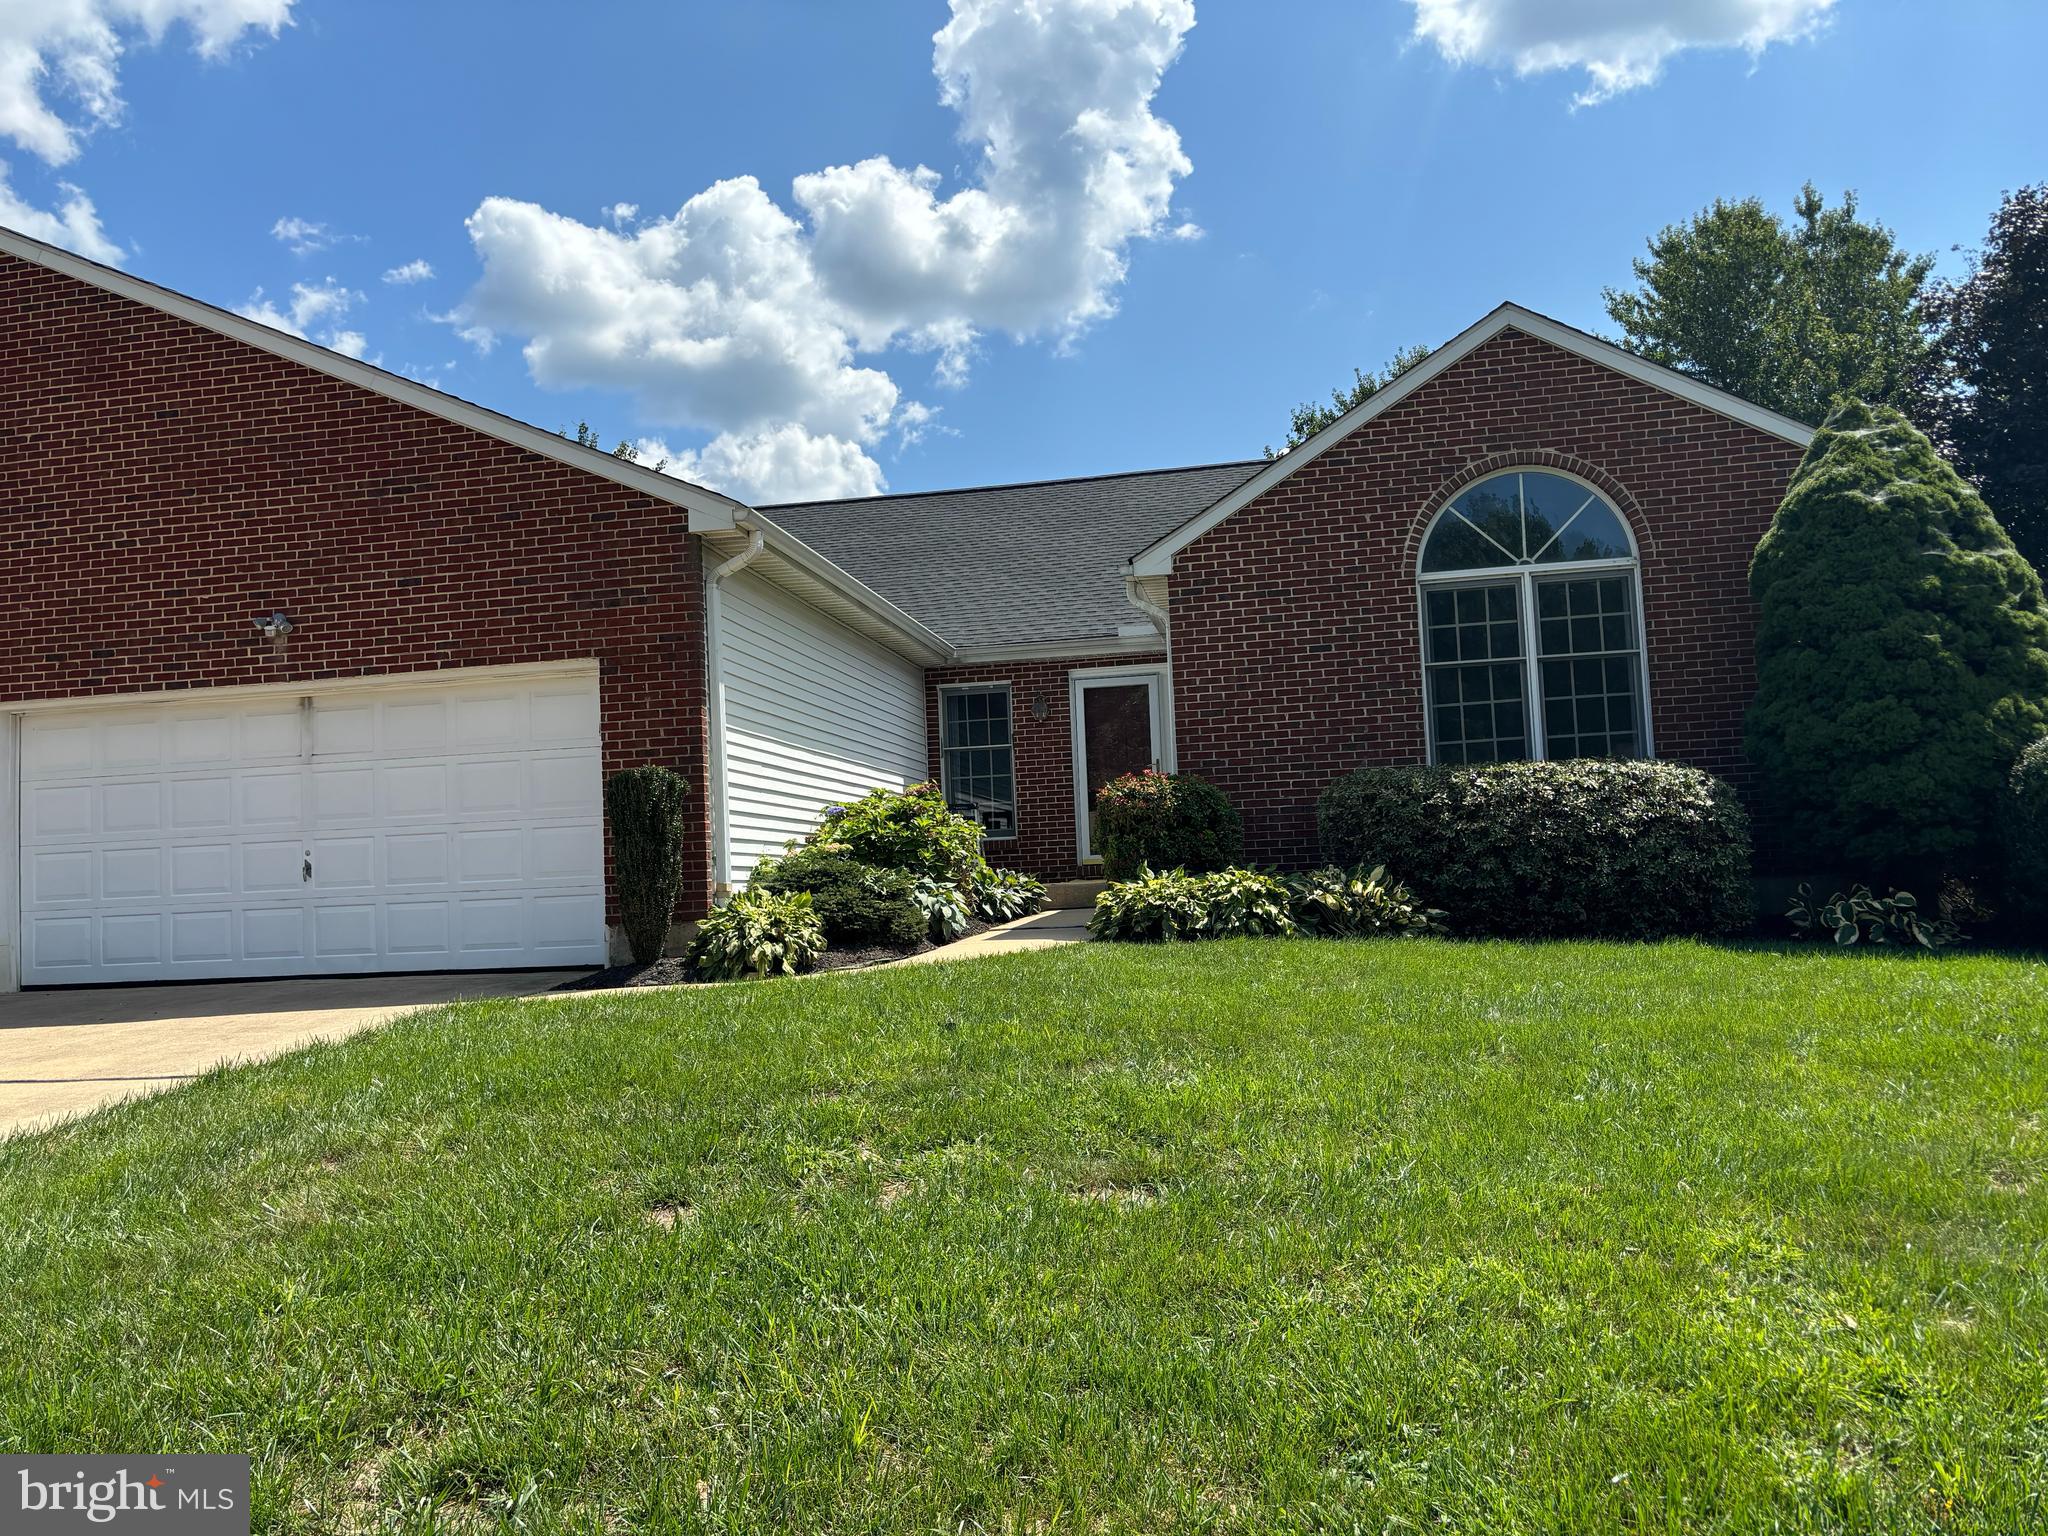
(1094, 771, 1243, 880)
(1747, 399, 2048, 876)
(689, 891, 825, 981)
(1287, 865, 1444, 938)
(818, 783, 987, 892)
(1089, 867, 1295, 944)
(1786, 884, 1962, 950)
(751, 849, 925, 951)
(1317, 760, 1752, 940)
(973, 867, 1047, 923)
(910, 876, 972, 942)
(604, 766, 693, 965)
(2003, 736, 2048, 932)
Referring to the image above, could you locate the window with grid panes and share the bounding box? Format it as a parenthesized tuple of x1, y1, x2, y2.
(1416, 471, 1648, 763)
(938, 685, 1016, 837)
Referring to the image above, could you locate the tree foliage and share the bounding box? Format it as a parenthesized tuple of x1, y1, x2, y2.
(1919, 184, 2048, 572)
(1269, 344, 1431, 456)
(1747, 400, 2048, 876)
(568, 421, 669, 472)
(1605, 185, 1934, 425)
(604, 766, 693, 964)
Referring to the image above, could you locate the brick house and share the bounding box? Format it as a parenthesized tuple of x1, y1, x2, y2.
(0, 226, 1808, 988)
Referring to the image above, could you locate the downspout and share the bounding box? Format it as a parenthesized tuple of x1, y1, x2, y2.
(1124, 570, 1176, 770)
(705, 527, 766, 899)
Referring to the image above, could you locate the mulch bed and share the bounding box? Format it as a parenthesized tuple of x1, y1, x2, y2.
(552, 921, 991, 992)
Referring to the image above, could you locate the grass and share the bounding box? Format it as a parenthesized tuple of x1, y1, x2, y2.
(2, 939, 2046, 1534)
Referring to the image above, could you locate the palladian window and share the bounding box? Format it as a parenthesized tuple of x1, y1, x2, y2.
(1417, 470, 1650, 764)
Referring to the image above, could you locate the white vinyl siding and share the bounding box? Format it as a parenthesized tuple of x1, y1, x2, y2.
(716, 570, 927, 887)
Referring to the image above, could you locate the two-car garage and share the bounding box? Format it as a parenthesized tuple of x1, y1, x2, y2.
(8, 667, 609, 987)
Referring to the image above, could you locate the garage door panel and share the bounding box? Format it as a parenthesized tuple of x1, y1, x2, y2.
(171, 910, 234, 964)
(102, 847, 164, 901)
(18, 674, 606, 984)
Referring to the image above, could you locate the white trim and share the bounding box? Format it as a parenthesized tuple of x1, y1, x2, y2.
(936, 681, 1020, 843)
(1127, 301, 1815, 578)
(705, 531, 766, 893)
(1067, 664, 1174, 864)
(0, 658, 600, 715)
(0, 226, 749, 524)
(948, 633, 1165, 665)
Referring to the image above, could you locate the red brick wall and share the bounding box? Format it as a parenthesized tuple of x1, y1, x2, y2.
(0, 250, 712, 916)
(1170, 328, 1807, 869)
(925, 653, 1166, 881)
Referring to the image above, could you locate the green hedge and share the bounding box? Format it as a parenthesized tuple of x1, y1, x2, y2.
(1317, 761, 1753, 939)
(2003, 736, 2048, 933)
(752, 849, 927, 951)
(1094, 771, 1242, 880)
(603, 766, 692, 965)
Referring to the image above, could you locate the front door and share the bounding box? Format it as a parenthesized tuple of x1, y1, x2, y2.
(1070, 668, 1168, 864)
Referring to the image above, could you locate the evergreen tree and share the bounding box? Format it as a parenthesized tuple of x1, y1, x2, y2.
(1920, 185, 2048, 571)
(1748, 400, 2048, 876)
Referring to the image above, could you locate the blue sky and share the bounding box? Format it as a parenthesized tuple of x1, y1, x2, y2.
(1, 0, 2041, 502)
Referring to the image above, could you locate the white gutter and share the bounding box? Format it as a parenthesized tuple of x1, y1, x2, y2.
(704, 529, 766, 896)
(1123, 571, 1178, 769)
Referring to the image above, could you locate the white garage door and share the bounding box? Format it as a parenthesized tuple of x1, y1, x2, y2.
(17, 673, 608, 985)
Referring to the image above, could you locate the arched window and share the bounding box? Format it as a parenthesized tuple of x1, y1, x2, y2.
(1417, 470, 1651, 764)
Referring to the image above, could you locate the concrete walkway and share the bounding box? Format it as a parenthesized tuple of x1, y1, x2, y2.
(885, 904, 1092, 966)
(0, 971, 583, 1139)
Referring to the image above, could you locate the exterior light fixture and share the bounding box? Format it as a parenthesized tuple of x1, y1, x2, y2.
(253, 612, 295, 654)
(1031, 690, 1051, 722)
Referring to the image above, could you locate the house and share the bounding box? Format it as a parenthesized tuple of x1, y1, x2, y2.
(0, 225, 1811, 989)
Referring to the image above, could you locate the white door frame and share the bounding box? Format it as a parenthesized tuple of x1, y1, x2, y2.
(1068, 663, 1174, 865)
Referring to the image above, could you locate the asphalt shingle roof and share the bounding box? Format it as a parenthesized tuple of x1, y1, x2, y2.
(761, 460, 1264, 651)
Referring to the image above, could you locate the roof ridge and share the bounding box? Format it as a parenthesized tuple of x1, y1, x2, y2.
(759, 458, 1264, 510)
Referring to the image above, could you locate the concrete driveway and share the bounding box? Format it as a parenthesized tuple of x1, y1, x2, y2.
(0, 971, 583, 1139)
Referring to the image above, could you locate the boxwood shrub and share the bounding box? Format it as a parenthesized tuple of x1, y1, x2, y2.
(751, 848, 927, 951)
(1317, 760, 1753, 939)
(1094, 771, 1243, 880)
(2003, 735, 2048, 933)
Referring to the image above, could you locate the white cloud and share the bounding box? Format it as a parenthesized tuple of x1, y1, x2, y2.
(604, 202, 637, 228)
(636, 426, 889, 504)
(271, 214, 337, 254)
(0, 160, 120, 262)
(382, 258, 434, 285)
(459, 0, 1197, 503)
(237, 278, 367, 358)
(1407, 0, 1835, 104)
(0, 1, 294, 166)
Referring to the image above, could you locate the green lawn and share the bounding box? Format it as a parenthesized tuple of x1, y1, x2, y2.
(3, 941, 2046, 1534)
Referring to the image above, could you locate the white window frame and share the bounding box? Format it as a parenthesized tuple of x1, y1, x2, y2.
(1414, 469, 1656, 765)
(1068, 664, 1175, 864)
(937, 681, 1019, 842)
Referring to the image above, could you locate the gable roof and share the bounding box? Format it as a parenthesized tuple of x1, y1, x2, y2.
(0, 224, 957, 663)
(760, 460, 1264, 655)
(1126, 302, 1817, 578)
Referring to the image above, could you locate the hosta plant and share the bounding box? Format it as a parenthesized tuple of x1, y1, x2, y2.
(1089, 867, 1296, 944)
(910, 876, 973, 943)
(689, 890, 826, 980)
(1786, 884, 1963, 950)
(972, 867, 1047, 923)
(1287, 865, 1444, 938)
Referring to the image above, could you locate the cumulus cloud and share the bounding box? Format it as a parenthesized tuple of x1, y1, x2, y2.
(0, 1, 292, 260)
(459, 0, 1197, 503)
(0, 1, 294, 166)
(382, 258, 434, 284)
(271, 214, 337, 254)
(635, 426, 890, 504)
(237, 278, 367, 357)
(1406, 0, 1836, 104)
(0, 161, 120, 262)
